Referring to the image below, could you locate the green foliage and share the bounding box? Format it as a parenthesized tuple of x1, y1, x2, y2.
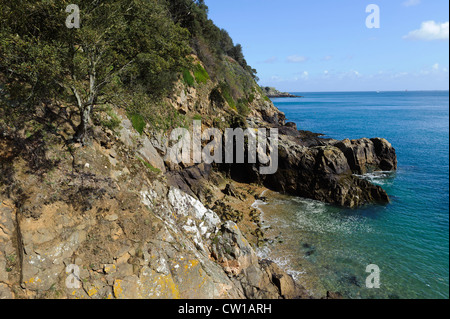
(193, 63, 210, 84)
(182, 69, 195, 86)
(193, 114, 202, 121)
(1, 0, 261, 141)
(0, 0, 190, 137)
(166, 0, 257, 79)
(127, 112, 146, 135)
(236, 98, 250, 117)
(209, 87, 225, 107)
(137, 157, 162, 174)
(248, 93, 255, 104)
(218, 82, 236, 110)
(182, 63, 209, 86)
(125, 87, 187, 131)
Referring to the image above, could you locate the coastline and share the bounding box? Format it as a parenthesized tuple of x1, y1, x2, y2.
(214, 180, 330, 299)
(250, 189, 330, 299)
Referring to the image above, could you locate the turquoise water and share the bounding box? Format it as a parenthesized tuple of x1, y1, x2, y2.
(257, 91, 449, 299)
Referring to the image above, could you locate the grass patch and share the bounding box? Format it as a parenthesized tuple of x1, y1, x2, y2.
(193, 63, 210, 84)
(193, 114, 202, 121)
(137, 157, 162, 174)
(127, 112, 146, 135)
(182, 69, 195, 86)
(219, 82, 236, 110)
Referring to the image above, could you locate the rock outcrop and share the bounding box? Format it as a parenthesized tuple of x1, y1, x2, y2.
(226, 120, 397, 208)
(260, 87, 302, 98)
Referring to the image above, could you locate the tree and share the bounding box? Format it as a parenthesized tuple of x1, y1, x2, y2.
(0, 0, 189, 144)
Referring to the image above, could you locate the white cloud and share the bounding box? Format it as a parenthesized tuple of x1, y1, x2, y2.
(322, 55, 333, 61)
(287, 55, 308, 63)
(432, 63, 440, 70)
(403, 0, 421, 7)
(404, 21, 449, 41)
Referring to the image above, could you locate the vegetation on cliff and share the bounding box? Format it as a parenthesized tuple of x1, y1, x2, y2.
(0, 0, 260, 144)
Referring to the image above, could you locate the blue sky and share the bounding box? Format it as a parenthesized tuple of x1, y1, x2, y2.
(206, 0, 449, 92)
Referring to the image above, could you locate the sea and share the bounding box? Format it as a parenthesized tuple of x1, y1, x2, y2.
(255, 91, 449, 299)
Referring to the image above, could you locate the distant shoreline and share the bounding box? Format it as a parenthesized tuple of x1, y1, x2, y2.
(261, 86, 303, 98)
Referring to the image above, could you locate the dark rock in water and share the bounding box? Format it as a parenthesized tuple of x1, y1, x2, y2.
(332, 137, 398, 175)
(226, 129, 397, 208)
(305, 250, 315, 257)
(342, 275, 361, 287)
(261, 86, 303, 98)
(285, 122, 298, 130)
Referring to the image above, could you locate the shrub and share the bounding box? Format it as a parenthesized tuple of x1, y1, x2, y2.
(101, 107, 122, 132)
(236, 98, 250, 117)
(219, 82, 236, 110)
(209, 87, 225, 107)
(248, 93, 255, 104)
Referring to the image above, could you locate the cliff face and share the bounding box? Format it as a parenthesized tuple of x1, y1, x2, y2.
(0, 118, 308, 299)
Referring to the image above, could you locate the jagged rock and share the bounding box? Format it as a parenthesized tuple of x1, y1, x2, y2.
(138, 137, 166, 173)
(227, 131, 397, 208)
(118, 117, 166, 173)
(166, 163, 212, 200)
(332, 137, 397, 174)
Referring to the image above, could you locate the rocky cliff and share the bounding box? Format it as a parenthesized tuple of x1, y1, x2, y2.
(0, 119, 308, 299)
(0, 0, 397, 299)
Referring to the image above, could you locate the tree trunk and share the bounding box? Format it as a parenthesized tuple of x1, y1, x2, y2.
(75, 104, 92, 145)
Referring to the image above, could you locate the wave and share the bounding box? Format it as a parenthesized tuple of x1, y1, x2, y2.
(354, 170, 396, 186)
